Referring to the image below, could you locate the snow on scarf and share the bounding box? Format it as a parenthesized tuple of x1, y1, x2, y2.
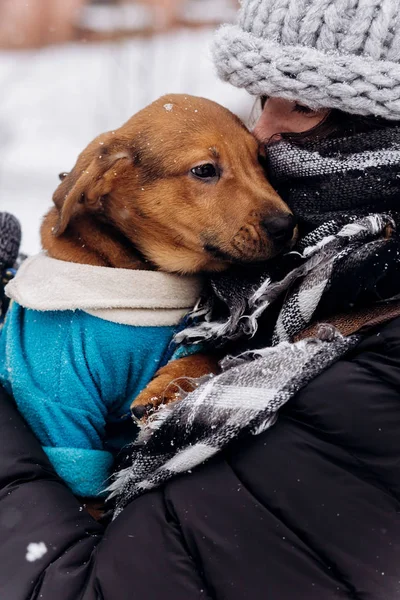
(108, 127, 400, 517)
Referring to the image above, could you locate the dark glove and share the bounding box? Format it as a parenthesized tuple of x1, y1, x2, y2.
(0, 212, 21, 322)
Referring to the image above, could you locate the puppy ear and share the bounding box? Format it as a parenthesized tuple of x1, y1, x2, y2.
(52, 149, 130, 237)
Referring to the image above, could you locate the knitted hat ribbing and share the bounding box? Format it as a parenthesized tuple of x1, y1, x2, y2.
(212, 0, 400, 120)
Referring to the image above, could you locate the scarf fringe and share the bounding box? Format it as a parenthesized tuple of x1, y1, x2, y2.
(177, 214, 395, 345)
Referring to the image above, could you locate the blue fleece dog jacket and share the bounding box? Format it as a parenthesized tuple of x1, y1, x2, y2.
(0, 254, 201, 497)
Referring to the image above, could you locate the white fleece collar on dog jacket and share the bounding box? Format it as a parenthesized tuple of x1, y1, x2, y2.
(6, 253, 202, 327)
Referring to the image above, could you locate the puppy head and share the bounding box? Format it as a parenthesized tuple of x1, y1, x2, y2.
(48, 95, 296, 274)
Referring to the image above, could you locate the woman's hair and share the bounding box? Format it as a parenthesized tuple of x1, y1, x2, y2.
(281, 109, 400, 146)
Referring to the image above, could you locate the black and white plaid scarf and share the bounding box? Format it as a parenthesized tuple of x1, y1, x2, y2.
(108, 127, 400, 517)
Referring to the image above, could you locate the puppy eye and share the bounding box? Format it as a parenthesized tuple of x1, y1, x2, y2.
(191, 164, 218, 180)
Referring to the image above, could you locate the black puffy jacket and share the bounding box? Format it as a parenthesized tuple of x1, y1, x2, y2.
(1, 317, 400, 600)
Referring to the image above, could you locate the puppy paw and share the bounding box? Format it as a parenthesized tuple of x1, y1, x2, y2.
(131, 374, 195, 423)
(131, 354, 220, 424)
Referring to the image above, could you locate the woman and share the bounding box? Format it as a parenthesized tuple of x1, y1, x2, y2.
(1, 0, 400, 598)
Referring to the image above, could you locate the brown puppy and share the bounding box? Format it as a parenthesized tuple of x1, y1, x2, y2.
(41, 94, 296, 417)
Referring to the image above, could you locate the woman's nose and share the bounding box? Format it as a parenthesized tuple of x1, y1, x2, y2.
(253, 111, 282, 144)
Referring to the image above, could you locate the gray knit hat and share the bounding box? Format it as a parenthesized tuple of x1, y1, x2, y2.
(213, 0, 400, 120)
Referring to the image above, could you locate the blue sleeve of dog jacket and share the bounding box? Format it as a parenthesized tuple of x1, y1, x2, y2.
(0, 303, 174, 496)
(43, 447, 115, 498)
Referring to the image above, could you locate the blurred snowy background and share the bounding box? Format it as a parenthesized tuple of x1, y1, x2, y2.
(0, 0, 254, 255)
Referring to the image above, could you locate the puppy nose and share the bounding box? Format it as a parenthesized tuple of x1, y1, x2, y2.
(262, 214, 297, 245)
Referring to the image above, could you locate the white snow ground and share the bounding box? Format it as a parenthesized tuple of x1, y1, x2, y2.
(0, 27, 253, 255)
